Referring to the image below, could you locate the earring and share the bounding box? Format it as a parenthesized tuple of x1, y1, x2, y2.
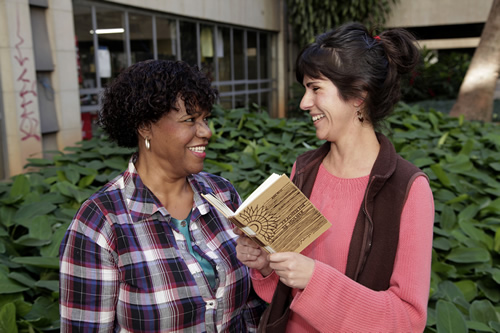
(145, 137, 151, 150)
(356, 106, 364, 123)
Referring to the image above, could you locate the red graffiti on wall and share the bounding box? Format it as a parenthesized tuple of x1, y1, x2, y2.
(14, 7, 40, 141)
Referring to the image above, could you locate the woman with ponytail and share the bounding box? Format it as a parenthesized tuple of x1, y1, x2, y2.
(235, 22, 434, 332)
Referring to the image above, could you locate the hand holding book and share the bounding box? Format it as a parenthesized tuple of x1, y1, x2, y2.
(202, 173, 331, 253)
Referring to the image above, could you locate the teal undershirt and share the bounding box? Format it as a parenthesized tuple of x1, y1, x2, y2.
(170, 211, 216, 289)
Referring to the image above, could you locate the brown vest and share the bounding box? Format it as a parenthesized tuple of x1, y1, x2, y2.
(292, 133, 427, 291)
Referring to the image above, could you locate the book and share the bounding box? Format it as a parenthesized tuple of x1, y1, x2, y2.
(202, 173, 331, 254)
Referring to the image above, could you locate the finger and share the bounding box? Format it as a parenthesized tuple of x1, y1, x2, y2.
(233, 227, 243, 235)
(268, 252, 292, 263)
(236, 240, 263, 255)
(239, 236, 261, 249)
(237, 250, 260, 262)
(238, 246, 262, 257)
(268, 261, 285, 273)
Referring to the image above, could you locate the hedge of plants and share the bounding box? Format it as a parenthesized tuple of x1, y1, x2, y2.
(0, 103, 499, 332)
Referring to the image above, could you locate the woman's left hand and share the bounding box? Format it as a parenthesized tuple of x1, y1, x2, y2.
(268, 252, 315, 289)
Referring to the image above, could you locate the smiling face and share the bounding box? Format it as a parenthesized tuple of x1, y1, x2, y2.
(144, 98, 212, 179)
(300, 75, 358, 142)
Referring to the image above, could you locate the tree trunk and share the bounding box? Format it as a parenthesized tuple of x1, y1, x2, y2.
(449, 0, 500, 122)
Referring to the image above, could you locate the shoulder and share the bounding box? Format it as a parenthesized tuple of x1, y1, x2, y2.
(88, 173, 128, 210)
(192, 172, 240, 201)
(73, 172, 129, 228)
(193, 172, 241, 206)
(193, 172, 236, 191)
(407, 175, 433, 200)
(395, 155, 425, 175)
(394, 156, 429, 190)
(295, 142, 330, 170)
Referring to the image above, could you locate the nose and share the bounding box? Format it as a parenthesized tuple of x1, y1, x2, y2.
(197, 120, 212, 139)
(299, 91, 313, 111)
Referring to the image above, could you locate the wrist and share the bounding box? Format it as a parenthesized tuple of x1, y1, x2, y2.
(260, 266, 273, 277)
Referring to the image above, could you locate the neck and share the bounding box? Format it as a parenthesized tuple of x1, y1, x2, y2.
(134, 150, 194, 219)
(323, 130, 380, 178)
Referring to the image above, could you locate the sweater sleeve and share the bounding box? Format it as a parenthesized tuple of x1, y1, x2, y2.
(250, 268, 280, 303)
(290, 175, 434, 332)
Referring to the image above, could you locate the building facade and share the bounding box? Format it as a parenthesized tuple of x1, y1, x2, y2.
(0, 0, 288, 179)
(0, 0, 494, 179)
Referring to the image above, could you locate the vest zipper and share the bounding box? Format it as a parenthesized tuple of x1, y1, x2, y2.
(355, 176, 375, 280)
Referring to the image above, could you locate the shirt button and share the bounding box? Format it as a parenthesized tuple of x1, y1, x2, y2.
(180, 221, 186, 227)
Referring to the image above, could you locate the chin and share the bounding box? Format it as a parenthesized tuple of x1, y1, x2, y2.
(315, 132, 328, 141)
(190, 165, 205, 175)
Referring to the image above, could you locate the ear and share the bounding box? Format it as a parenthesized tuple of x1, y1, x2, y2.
(353, 92, 367, 107)
(353, 99, 364, 108)
(137, 124, 152, 140)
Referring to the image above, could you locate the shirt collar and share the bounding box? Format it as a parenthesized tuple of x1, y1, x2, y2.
(122, 154, 214, 223)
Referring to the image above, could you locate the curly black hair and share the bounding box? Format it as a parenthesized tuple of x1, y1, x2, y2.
(99, 59, 218, 148)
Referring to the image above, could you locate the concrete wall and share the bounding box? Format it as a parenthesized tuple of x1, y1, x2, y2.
(47, 0, 81, 157)
(386, 0, 493, 50)
(0, 0, 81, 178)
(386, 0, 492, 27)
(0, 0, 44, 176)
(106, 0, 282, 31)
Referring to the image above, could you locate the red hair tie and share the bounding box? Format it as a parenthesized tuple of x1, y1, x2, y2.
(374, 35, 381, 41)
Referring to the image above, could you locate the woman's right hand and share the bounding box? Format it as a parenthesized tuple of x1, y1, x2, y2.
(234, 227, 273, 276)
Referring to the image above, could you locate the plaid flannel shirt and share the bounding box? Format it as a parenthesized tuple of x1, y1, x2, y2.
(59, 155, 265, 332)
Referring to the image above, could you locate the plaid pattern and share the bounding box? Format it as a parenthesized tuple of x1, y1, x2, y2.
(59, 155, 265, 332)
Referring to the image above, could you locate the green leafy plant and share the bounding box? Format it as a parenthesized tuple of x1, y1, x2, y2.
(401, 48, 472, 102)
(0, 103, 499, 332)
(287, 0, 398, 47)
(384, 104, 500, 332)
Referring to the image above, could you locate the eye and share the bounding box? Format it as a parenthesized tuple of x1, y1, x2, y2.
(312, 87, 320, 92)
(184, 117, 195, 123)
(204, 114, 212, 123)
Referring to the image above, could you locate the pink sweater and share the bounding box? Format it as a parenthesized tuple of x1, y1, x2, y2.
(251, 164, 434, 332)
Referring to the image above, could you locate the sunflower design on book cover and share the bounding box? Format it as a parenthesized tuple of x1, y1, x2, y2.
(239, 205, 279, 243)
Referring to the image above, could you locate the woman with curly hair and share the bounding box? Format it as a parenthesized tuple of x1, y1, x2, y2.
(59, 59, 265, 332)
(236, 22, 434, 332)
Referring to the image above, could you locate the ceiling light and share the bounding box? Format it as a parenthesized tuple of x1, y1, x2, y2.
(89, 28, 125, 35)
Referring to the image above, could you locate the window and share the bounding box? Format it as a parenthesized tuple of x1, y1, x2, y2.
(129, 13, 154, 63)
(96, 8, 126, 88)
(156, 17, 177, 61)
(179, 21, 197, 67)
(74, 3, 98, 110)
(73, 1, 277, 117)
(200, 24, 215, 81)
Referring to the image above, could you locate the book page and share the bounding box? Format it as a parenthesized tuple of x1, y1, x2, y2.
(236, 173, 280, 213)
(201, 193, 258, 237)
(201, 193, 235, 218)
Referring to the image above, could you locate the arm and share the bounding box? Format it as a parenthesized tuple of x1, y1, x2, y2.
(290, 176, 434, 332)
(59, 201, 119, 333)
(250, 268, 280, 303)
